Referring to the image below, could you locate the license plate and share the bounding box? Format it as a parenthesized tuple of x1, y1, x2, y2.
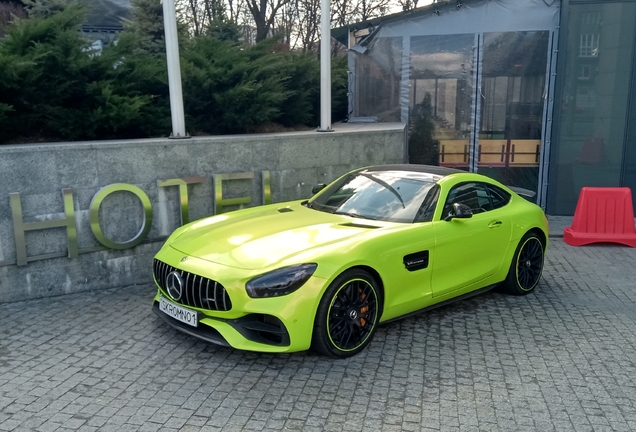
(159, 297, 198, 327)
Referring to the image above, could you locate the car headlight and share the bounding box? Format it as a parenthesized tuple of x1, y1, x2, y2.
(246, 264, 318, 298)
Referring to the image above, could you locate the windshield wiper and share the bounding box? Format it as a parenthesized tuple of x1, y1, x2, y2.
(358, 173, 405, 208)
(333, 211, 377, 220)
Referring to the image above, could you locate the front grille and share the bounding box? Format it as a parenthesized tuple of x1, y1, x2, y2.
(153, 259, 232, 311)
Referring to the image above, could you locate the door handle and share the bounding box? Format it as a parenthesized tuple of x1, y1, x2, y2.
(488, 220, 502, 228)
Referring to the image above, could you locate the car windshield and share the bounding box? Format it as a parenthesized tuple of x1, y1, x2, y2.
(307, 170, 440, 223)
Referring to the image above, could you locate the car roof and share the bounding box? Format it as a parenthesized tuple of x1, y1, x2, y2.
(361, 164, 465, 177)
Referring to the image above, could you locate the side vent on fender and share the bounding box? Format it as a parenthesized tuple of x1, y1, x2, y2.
(277, 207, 294, 213)
(403, 251, 429, 271)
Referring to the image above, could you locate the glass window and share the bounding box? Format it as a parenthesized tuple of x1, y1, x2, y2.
(623, 40, 636, 208)
(579, 34, 600, 57)
(308, 169, 439, 223)
(408, 34, 475, 168)
(353, 37, 403, 121)
(478, 31, 550, 196)
(581, 12, 601, 25)
(442, 182, 492, 218)
(487, 185, 512, 210)
(414, 185, 440, 223)
(548, 2, 636, 215)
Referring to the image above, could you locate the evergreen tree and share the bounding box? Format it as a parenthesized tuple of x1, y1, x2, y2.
(22, 0, 74, 18)
(0, 0, 347, 142)
(124, 0, 166, 57)
(181, 35, 288, 134)
(206, 18, 241, 42)
(0, 4, 168, 143)
(0, 0, 27, 36)
(331, 56, 348, 123)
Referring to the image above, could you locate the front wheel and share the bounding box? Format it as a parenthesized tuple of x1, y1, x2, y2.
(502, 232, 545, 295)
(312, 269, 381, 358)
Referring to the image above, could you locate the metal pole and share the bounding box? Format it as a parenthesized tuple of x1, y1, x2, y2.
(163, 0, 188, 139)
(318, 0, 333, 132)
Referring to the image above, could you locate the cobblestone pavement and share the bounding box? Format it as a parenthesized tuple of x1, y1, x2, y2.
(1, 239, 636, 432)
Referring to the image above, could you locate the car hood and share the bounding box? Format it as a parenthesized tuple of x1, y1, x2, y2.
(169, 202, 388, 270)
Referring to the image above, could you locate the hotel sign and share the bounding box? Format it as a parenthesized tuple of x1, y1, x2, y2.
(8, 171, 271, 266)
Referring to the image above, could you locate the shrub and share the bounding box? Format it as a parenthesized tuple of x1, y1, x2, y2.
(0, 4, 169, 142)
(0, 5, 351, 143)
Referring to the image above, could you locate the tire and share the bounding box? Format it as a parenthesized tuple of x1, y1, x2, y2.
(502, 232, 545, 295)
(312, 269, 381, 358)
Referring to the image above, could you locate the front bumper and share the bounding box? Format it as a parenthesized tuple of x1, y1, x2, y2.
(153, 298, 293, 347)
(152, 301, 231, 346)
(152, 247, 328, 353)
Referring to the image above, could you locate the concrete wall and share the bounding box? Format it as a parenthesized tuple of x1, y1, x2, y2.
(0, 123, 406, 302)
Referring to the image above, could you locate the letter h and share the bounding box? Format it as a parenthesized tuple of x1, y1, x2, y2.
(10, 189, 78, 266)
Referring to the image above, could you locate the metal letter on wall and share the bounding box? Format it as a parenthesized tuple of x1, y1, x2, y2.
(89, 184, 153, 250)
(10, 189, 78, 266)
(214, 172, 254, 214)
(157, 176, 205, 225)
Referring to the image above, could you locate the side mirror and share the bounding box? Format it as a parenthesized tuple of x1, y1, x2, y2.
(312, 183, 327, 195)
(444, 202, 473, 221)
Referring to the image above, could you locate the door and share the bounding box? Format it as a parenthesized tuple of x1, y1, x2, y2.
(431, 182, 512, 298)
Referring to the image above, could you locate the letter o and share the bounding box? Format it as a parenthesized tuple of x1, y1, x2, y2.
(89, 184, 153, 250)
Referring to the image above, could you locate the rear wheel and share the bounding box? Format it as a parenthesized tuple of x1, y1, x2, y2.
(502, 232, 545, 295)
(312, 269, 380, 358)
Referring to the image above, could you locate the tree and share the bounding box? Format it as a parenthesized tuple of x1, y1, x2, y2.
(395, 0, 420, 12)
(206, 18, 242, 41)
(124, 0, 167, 56)
(0, 3, 169, 143)
(0, 0, 357, 143)
(271, 1, 296, 46)
(174, 0, 405, 51)
(246, 0, 292, 42)
(0, 1, 27, 36)
(177, 0, 235, 37)
(181, 36, 289, 133)
(21, 0, 71, 17)
(332, 0, 392, 28)
(294, 0, 319, 52)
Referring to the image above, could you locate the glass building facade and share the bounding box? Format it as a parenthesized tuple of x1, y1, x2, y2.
(547, 0, 636, 214)
(346, 0, 636, 215)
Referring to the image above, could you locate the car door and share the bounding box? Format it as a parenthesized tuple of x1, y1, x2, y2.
(430, 182, 512, 298)
(374, 184, 440, 320)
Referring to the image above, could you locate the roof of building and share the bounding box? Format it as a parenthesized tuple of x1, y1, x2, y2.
(332, 0, 492, 46)
(81, 0, 131, 33)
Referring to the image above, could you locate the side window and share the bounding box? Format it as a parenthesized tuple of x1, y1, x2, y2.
(442, 182, 493, 219)
(487, 184, 511, 210)
(414, 185, 440, 223)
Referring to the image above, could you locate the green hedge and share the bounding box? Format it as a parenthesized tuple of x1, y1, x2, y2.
(0, 5, 348, 144)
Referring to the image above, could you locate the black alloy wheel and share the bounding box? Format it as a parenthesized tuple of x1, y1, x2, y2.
(503, 232, 545, 295)
(313, 269, 380, 358)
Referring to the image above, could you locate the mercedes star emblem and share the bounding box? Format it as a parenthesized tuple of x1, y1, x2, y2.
(166, 271, 184, 301)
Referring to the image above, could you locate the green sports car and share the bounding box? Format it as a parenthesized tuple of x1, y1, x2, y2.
(152, 165, 548, 358)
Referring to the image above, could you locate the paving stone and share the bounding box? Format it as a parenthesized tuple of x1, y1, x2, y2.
(0, 240, 635, 430)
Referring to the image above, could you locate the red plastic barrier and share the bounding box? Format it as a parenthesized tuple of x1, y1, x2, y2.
(564, 187, 636, 247)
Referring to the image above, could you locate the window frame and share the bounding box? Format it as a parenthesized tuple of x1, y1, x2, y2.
(440, 182, 511, 220)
